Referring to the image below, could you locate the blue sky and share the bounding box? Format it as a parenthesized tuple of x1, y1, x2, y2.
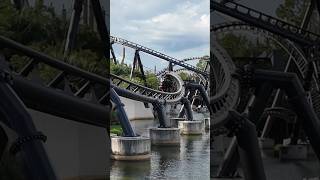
(110, 0, 210, 72)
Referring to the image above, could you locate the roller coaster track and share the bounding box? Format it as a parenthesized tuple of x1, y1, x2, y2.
(0, 32, 187, 180)
(156, 56, 209, 76)
(182, 56, 209, 62)
(212, 21, 320, 119)
(110, 36, 208, 77)
(211, 0, 320, 46)
(111, 72, 184, 104)
(156, 67, 207, 86)
(0, 36, 185, 125)
(210, 36, 240, 128)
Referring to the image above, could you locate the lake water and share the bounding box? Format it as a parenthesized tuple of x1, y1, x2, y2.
(110, 131, 210, 179)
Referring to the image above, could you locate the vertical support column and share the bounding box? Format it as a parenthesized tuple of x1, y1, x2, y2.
(110, 88, 136, 137)
(225, 111, 266, 180)
(253, 69, 320, 160)
(180, 97, 193, 121)
(83, 0, 88, 25)
(217, 82, 273, 177)
(168, 62, 173, 71)
(91, 0, 110, 59)
(88, 0, 95, 29)
(110, 44, 117, 64)
(261, 57, 292, 138)
(64, 0, 84, 57)
(130, 51, 138, 80)
(130, 50, 147, 86)
(152, 102, 168, 128)
(0, 56, 56, 179)
(121, 46, 125, 64)
(136, 51, 148, 86)
(186, 83, 212, 114)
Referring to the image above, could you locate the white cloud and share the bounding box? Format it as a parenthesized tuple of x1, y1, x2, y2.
(111, 0, 209, 69)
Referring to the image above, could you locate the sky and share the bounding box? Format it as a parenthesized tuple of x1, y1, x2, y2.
(110, 0, 210, 72)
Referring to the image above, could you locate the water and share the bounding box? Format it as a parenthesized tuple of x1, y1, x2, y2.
(110, 131, 210, 180)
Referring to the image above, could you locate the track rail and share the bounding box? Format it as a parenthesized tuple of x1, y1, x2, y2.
(213, 21, 320, 118)
(182, 56, 209, 61)
(110, 36, 208, 77)
(211, 0, 320, 46)
(210, 36, 240, 127)
(0, 35, 185, 118)
(111, 72, 184, 104)
(156, 56, 209, 76)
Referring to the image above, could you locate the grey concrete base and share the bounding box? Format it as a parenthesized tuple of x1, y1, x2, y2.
(279, 145, 308, 160)
(111, 136, 151, 161)
(259, 138, 274, 149)
(169, 118, 186, 128)
(149, 128, 180, 145)
(204, 118, 210, 130)
(178, 121, 204, 135)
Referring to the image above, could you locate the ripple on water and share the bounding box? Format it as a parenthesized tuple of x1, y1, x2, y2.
(110, 132, 210, 180)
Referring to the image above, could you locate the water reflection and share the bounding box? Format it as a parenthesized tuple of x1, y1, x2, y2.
(111, 160, 151, 179)
(150, 146, 181, 179)
(110, 132, 210, 180)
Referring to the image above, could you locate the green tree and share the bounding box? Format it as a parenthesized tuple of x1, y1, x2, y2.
(276, 0, 320, 34)
(145, 73, 159, 89)
(276, 0, 308, 26)
(0, 0, 161, 92)
(110, 62, 131, 77)
(179, 72, 192, 81)
(218, 33, 272, 56)
(196, 59, 207, 70)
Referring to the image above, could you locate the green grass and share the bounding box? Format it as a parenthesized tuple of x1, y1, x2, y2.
(110, 124, 123, 136)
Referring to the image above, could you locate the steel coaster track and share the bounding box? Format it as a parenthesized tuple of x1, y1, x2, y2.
(156, 56, 209, 77)
(0, 36, 185, 121)
(0, 35, 186, 180)
(211, 0, 320, 46)
(110, 71, 185, 104)
(181, 56, 209, 62)
(172, 68, 207, 84)
(157, 68, 207, 86)
(210, 36, 240, 128)
(213, 22, 310, 78)
(110, 36, 208, 77)
(212, 21, 320, 118)
(159, 68, 208, 102)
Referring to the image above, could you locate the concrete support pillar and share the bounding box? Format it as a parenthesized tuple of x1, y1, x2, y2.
(169, 118, 185, 128)
(178, 121, 204, 135)
(149, 128, 180, 145)
(111, 136, 150, 161)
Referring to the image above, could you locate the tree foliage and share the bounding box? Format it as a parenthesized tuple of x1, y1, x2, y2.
(218, 33, 271, 58)
(110, 61, 160, 89)
(196, 58, 207, 70)
(276, 0, 320, 34)
(0, 0, 108, 86)
(276, 0, 308, 26)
